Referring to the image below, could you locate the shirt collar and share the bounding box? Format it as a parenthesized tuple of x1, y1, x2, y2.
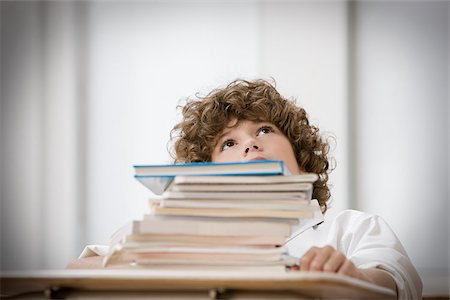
(284, 199, 324, 245)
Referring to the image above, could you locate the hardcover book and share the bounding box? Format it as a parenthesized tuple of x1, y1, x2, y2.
(134, 160, 290, 195)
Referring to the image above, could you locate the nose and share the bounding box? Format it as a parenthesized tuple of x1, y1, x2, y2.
(243, 138, 263, 156)
(245, 145, 259, 154)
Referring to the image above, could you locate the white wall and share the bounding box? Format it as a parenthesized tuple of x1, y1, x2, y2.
(85, 1, 262, 246)
(1, 1, 45, 270)
(84, 1, 349, 246)
(352, 2, 449, 295)
(259, 2, 349, 218)
(1, 1, 83, 269)
(1, 0, 448, 296)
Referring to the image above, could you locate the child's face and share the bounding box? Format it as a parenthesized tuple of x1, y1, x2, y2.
(211, 119, 301, 174)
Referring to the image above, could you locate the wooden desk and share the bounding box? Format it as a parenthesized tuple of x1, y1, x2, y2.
(1, 269, 396, 299)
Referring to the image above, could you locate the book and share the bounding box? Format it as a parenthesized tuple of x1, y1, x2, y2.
(137, 216, 293, 237)
(151, 205, 314, 219)
(112, 245, 287, 255)
(103, 261, 290, 272)
(105, 161, 319, 273)
(172, 174, 319, 185)
(161, 191, 308, 201)
(104, 244, 296, 268)
(162, 173, 317, 203)
(104, 218, 296, 268)
(104, 220, 293, 267)
(106, 251, 295, 266)
(168, 182, 313, 192)
(134, 160, 290, 195)
(106, 216, 295, 255)
(114, 234, 287, 247)
(135, 176, 173, 196)
(134, 160, 290, 176)
(160, 199, 314, 210)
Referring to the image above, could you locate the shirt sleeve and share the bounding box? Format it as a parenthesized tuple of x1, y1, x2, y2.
(333, 210, 423, 300)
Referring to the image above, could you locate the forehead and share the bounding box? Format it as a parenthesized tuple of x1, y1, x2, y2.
(216, 119, 271, 140)
(221, 118, 265, 132)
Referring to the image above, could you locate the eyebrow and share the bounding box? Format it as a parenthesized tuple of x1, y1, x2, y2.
(215, 129, 232, 145)
(216, 121, 275, 142)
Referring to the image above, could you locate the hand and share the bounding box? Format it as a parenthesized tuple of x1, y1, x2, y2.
(296, 245, 397, 293)
(298, 245, 371, 282)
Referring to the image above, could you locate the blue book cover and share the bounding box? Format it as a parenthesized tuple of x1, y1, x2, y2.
(134, 160, 290, 195)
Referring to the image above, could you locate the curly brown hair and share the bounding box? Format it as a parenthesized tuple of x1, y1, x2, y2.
(170, 79, 332, 213)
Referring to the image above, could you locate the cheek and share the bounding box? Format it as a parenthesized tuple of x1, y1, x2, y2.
(211, 149, 241, 162)
(211, 151, 219, 162)
(211, 150, 236, 162)
(272, 137, 293, 154)
(273, 138, 300, 173)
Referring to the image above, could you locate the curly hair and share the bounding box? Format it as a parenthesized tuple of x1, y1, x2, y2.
(170, 79, 332, 213)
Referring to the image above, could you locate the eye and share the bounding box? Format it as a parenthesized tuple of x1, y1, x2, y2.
(258, 126, 274, 135)
(221, 139, 236, 151)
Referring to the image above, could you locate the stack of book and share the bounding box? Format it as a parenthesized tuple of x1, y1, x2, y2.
(104, 160, 318, 272)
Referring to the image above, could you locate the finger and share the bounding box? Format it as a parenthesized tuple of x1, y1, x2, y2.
(290, 265, 300, 272)
(337, 259, 358, 277)
(309, 246, 335, 271)
(299, 247, 318, 271)
(323, 251, 346, 272)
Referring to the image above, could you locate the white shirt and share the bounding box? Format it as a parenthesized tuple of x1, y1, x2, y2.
(285, 203, 422, 300)
(80, 201, 422, 299)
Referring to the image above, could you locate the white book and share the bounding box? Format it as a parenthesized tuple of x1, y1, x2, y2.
(105, 248, 298, 265)
(137, 216, 293, 237)
(151, 205, 314, 219)
(121, 254, 288, 264)
(116, 245, 287, 255)
(131, 259, 294, 266)
(168, 182, 313, 192)
(172, 174, 318, 185)
(117, 234, 287, 247)
(162, 191, 308, 201)
(160, 199, 314, 211)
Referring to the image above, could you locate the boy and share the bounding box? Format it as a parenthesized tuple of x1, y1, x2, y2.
(69, 79, 422, 299)
(170, 79, 422, 299)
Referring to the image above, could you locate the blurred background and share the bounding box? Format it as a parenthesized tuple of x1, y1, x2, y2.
(1, 0, 448, 296)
